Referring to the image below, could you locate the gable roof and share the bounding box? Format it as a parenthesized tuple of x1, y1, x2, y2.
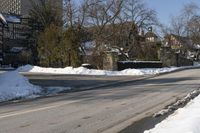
(145, 31, 157, 38)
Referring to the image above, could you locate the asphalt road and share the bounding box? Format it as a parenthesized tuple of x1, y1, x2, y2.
(0, 68, 200, 133)
(25, 74, 147, 91)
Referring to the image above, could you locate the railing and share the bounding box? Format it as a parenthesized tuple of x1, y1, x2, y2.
(117, 61, 163, 70)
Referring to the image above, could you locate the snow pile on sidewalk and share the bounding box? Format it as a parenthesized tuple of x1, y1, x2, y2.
(119, 67, 178, 76)
(0, 71, 41, 102)
(18, 65, 179, 76)
(153, 89, 200, 117)
(144, 94, 200, 133)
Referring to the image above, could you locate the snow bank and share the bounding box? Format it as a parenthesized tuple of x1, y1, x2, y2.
(153, 89, 200, 117)
(18, 65, 179, 76)
(0, 71, 41, 102)
(144, 94, 200, 133)
(119, 67, 178, 76)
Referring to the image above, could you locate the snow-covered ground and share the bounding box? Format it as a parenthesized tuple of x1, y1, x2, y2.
(18, 65, 182, 76)
(0, 71, 41, 102)
(144, 93, 200, 133)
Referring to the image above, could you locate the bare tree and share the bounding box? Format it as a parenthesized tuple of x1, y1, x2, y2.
(169, 15, 186, 36)
(169, 2, 200, 37)
(119, 0, 157, 58)
(63, 0, 77, 27)
(63, 0, 96, 28)
(188, 16, 200, 44)
(184, 3, 200, 44)
(182, 2, 199, 21)
(122, 0, 157, 29)
(85, 0, 122, 29)
(85, 0, 157, 52)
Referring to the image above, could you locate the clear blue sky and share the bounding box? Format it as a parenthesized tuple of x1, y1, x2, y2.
(145, 0, 200, 26)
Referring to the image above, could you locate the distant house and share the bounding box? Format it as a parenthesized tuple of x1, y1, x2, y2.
(138, 27, 161, 61)
(163, 34, 199, 60)
(145, 27, 159, 43)
(160, 34, 199, 67)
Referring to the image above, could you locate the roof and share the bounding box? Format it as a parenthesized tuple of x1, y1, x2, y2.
(0, 13, 21, 24)
(145, 31, 157, 38)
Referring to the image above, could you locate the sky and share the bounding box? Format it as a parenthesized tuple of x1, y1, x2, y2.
(145, 0, 200, 26)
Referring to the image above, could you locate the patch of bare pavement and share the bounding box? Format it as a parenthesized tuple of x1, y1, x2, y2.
(0, 68, 200, 133)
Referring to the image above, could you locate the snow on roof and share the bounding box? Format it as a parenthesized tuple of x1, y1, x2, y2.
(0, 13, 21, 24)
(0, 13, 7, 24)
(82, 41, 96, 49)
(81, 41, 96, 55)
(10, 47, 24, 53)
(5, 15, 21, 23)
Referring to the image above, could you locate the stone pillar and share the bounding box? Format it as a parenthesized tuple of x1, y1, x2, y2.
(103, 52, 119, 71)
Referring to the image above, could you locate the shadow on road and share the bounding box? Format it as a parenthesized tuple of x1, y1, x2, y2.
(119, 115, 168, 133)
